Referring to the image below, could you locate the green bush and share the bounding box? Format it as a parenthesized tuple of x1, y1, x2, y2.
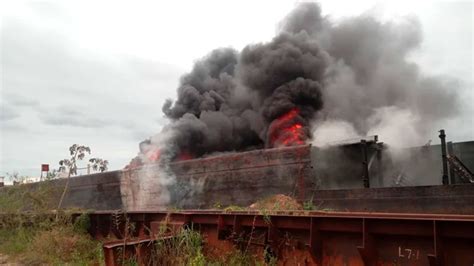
(27, 226, 103, 265)
(0, 212, 103, 265)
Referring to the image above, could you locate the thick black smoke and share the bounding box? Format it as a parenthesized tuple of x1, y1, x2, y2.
(129, 2, 460, 165)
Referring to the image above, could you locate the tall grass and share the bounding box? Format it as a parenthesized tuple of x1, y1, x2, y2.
(148, 225, 269, 266)
(0, 212, 103, 265)
(151, 226, 205, 265)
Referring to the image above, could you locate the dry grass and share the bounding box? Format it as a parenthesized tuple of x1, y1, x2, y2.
(27, 226, 103, 265)
(249, 194, 303, 211)
(0, 213, 103, 265)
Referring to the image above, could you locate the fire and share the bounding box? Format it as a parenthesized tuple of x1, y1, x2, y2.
(268, 108, 306, 147)
(145, 148, 195, 163)
(176, 150, 194, 161)
(124, 149, 160, 169)
(146, 149, 161, 162)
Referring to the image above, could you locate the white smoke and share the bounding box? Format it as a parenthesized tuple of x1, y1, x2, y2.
(367, 106, 424, 147)
(311, 107, 426, 148)
(311, 120, 361, 147)
(121, 131, 177, 210)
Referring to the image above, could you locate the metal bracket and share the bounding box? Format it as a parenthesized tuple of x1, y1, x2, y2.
(427, 221, 444, 266)
(309, 217, 322, 265)
(357, 218, 378, 266)
(266, 220, 280, 259)
(217, 215, 228, 240)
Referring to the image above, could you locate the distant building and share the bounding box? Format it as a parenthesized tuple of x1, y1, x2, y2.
(22, 176, 40, 183)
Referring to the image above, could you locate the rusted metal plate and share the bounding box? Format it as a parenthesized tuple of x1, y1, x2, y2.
(8, 144, 474, 215)
(87, 210, 474, 265)
(120, 145, 313, 210)
(169, 144, 313, 207)
(310, 184, 474, 214)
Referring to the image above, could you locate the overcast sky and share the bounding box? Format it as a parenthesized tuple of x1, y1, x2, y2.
(1, 0, 472, 179)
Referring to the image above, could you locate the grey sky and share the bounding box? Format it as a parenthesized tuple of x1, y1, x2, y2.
(1, 0, 472, 179)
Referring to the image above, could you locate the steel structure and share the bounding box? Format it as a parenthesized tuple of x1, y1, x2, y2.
(87, 210, 474, 265)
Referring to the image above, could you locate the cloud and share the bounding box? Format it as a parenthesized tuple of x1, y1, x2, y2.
(0, 105, 20, 121)
(0, 1, 471, 178)
(0, 6, 182, 176)
(4, 94, 40, 107)
(38, 106, 110, 128)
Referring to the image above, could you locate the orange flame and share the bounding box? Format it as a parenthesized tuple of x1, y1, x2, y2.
(146, 149, 161, 162)
(176, 150, 194, 161)
(268, 108, 306, 147)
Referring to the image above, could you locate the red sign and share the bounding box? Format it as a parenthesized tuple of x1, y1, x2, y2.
(41, 164, 49, 172)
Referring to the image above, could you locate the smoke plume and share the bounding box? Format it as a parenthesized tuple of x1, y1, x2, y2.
(128, 2, 459, 166)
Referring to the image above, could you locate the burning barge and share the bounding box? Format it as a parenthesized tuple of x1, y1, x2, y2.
(54, 134, 474, 213)
(10, 133, 473, 265)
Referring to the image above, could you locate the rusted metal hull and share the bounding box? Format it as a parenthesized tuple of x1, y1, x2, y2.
(88, 210, 474, 265)
(310, 184, 474, 214)
(121, 144, 313, 210)
(5, 143, 474, 215)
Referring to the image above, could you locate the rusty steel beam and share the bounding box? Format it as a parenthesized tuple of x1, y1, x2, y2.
(439, 130, 449, 185)
(87, 210, 474, 265)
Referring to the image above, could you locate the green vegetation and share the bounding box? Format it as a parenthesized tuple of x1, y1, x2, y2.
(0, 212, 103, 265)
(223, 205, 246, 212)
(27, 225, 103, 264)
(110, 225, 266, 266)
(0, 183, 305, 265)
(151, 226, 205, 265)
(0, 181, 60, 213)
(57, 144, 109, 216)
(0, 226, 33, 256)
(303, 196, 315, 211)
(0, 209, 276, 265)
(209, 250, 264, 266)
(213, 202, 246, 212)
(250, 194, 303, 211)
(0, 175, 103, 264)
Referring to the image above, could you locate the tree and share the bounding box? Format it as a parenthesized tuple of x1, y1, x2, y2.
(45, 170, 58, 181)
(6, 171, 28, 185)
(56, 144, 108, 217)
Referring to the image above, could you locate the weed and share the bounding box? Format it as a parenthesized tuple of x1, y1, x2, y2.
(73, 212, 91, 234)
(0, 212, 103, 265)
(261, 210, 272, 225)
(167, 205, 183, 212)
(224, 205, 245, 212)
(0, 227, 34, 255)
(225, 250, 261, 266)
(206, 250, 263, 266)
(264, 246, 278, 266)
(250, 194, 302, 211)
(118, 254, 139, 266)
(0, 181, 60, 213)
(152, 225, 204, 265)
(303, 196, 315, 211)
(26, 226, 103, 265)
(320, 208, 334, 212)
